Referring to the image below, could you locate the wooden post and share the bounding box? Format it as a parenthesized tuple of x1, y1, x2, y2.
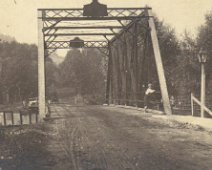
(191, 93, 194, 116)
(200, 63, 206, 118)
(36, 112, 38, 123)
(29, 112, 32, 124)
(147, 9, 172, 115)
(20, 112, 23, 125)
(37, 10, 46, 120)
(192, 94, 212, 116)
(3, 112, 6, 126)
(11, 112, 14, 125)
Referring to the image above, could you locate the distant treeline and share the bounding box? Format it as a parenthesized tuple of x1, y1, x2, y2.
(57, 49, 106, 104)
(0, 41, 57, 104)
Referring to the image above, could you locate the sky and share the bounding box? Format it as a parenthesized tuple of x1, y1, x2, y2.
(0, 0, 212, 45)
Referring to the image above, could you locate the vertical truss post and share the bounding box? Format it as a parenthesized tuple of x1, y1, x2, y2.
(37, 10, 46, 119)
(106, 44, 112, 104)
(117, 44, 126, 105)
(126, 35, 135, 106)
(116, 45, 122, 105)
(124, 35, 130, 106)
(123, 35, 128, 105)
(111, 46, 119, 105)
(147, 9, 172, 115)
(109, 45, 114, 104)
(131, 22, 138, 106)
(114, 44, 122, 105)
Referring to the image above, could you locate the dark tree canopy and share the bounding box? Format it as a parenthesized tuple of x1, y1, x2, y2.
(0, 41, 57, 104)
(197, 10, 212, 79)
(58, 49, 106, 104)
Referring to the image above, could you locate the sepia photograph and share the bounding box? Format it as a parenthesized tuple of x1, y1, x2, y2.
(0, 0, 212, 169)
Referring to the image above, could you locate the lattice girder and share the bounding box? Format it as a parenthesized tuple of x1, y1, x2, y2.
(45, 41, 108, 49)
(40, 8, 150, 19)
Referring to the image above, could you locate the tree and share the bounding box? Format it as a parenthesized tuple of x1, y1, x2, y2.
(172, 31, 200, 98)
(58, 49, 106, 103)
(197, 10, 212, 82)
(0, 40, 58, 104)
(150, 17, 181, 96)
(0, 42, 39, 103)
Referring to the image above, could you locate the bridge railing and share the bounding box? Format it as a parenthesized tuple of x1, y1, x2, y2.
(0, 109, 38, 127)
(111, 94, 212, 117)
(111, 98, 163, 111)
(191, 93, 212, 117)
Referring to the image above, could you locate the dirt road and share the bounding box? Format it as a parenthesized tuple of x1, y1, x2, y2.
(42, 104, 212, 170)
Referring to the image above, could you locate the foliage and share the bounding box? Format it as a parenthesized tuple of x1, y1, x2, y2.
(150, 17, 181, 96)
(155, 18, 180, 70)
(0, 41, 57, 104)
(58, 49, 106, 104)
(197, 10, 212, 81)
(172, 32, 200, 98)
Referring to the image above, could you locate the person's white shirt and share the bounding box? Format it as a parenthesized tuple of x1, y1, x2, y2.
(145, 88, 155, 95)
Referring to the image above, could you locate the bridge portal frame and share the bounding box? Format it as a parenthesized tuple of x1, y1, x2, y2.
(37, 6, 172, 119)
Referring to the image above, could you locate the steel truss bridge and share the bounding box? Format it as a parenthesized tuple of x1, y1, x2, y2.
(37, 1, 172, 119)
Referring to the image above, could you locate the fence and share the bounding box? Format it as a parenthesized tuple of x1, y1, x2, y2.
(191, 93, 212, 117)
(111, 93, 212, 117)
(0, 108, 38, 126)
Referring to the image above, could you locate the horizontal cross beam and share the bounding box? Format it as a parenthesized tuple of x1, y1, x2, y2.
(38, 7, 151, 10)
(44, 26, 123, 30)
(44, 33, 115, 36)
(45, 41, 108, 49)
(40, 16, 146, 21)
(38, 8, 151, 19)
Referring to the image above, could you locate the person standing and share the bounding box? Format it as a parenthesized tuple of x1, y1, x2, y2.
(144, 83, 155, 112)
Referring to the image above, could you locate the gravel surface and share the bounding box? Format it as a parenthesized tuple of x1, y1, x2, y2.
(1, 104, 212, 170)
(44, 104, 212, 170)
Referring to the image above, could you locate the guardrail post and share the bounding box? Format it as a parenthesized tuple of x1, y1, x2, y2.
(191, 93, 194, 116)
(3, 112, 6, 126)
(192, 94, 212, 117)
(11, 112, 14, 125)
(29, 112, 32, 124)
(20, 112, 23, 125)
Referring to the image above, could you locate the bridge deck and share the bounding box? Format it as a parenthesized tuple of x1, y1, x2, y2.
(42, 104, 212, 170)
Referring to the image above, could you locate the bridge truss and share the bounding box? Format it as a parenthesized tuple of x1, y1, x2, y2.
(37, 3, 172, 118)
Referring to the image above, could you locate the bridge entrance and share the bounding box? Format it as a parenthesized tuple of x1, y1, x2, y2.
(37, 0, 172, 119)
